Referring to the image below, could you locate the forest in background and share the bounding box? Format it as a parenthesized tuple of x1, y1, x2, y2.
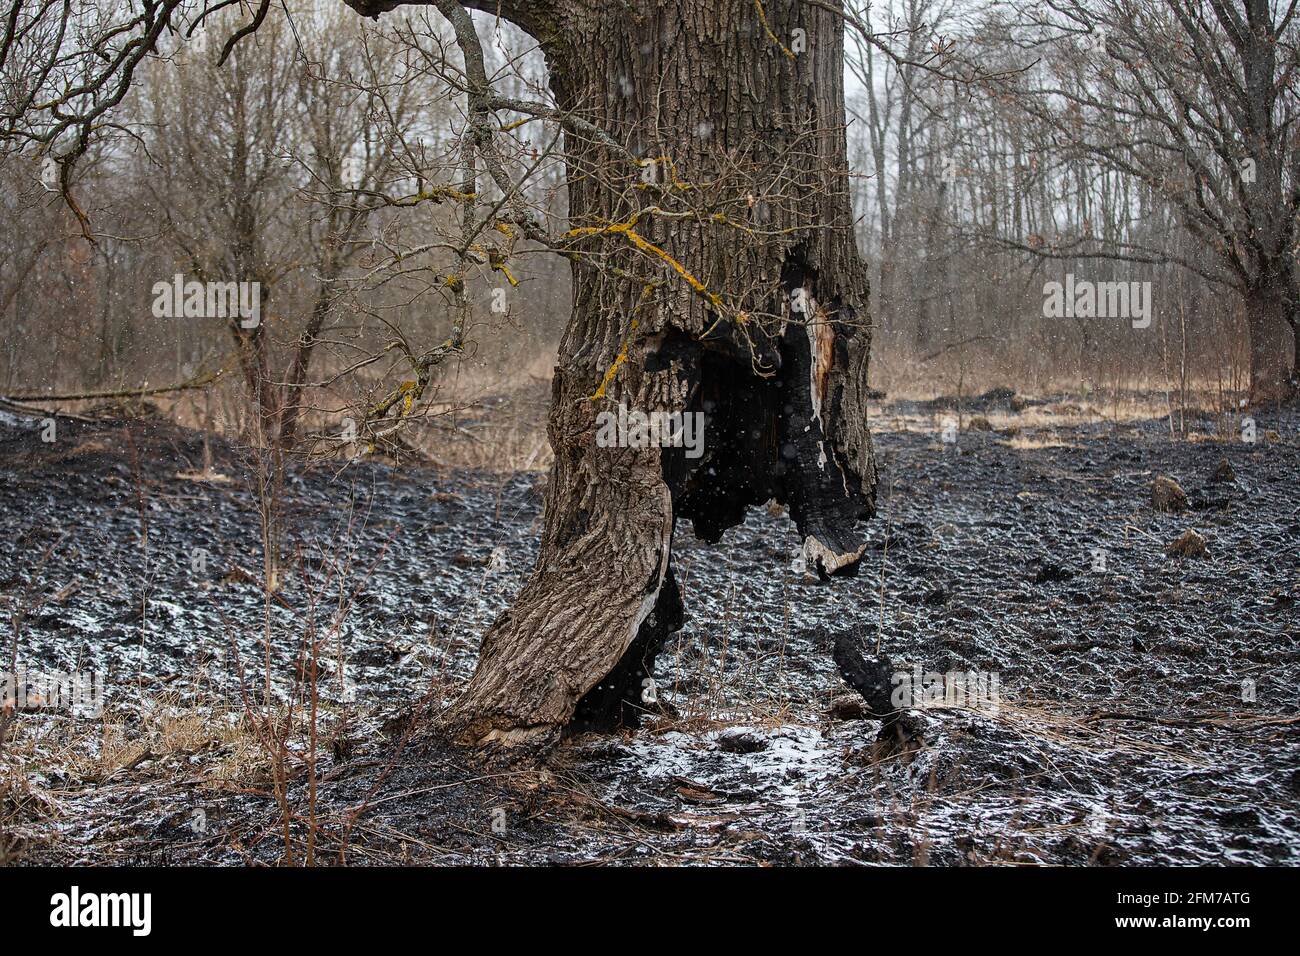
(3, 0, 1296, 463)
(0, 0, 1296, 871)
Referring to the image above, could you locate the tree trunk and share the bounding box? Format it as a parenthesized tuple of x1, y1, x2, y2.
(1244, 275, 1297, 405)
(349, 0, 878, 746)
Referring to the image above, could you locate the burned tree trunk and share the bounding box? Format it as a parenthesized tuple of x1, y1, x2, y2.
(349, 0, 877, 746)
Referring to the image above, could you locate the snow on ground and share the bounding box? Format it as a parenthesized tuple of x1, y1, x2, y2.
(1, 394, 1297, 864)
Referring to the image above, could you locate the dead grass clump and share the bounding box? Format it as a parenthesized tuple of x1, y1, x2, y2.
(1166, 529, 1208, 559)
(1151, 475, 1189, 513)
(0, 774, 63, 863)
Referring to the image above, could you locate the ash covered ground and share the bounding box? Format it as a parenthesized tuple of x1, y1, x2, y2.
(0, 393, 1296, 866)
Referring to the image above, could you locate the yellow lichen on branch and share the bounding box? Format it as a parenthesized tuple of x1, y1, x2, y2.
(565, 212, 722, 310)
(488, 248, 519, 287)
(589, 287, 654, 400)
(754, 0, 797, 60)
(589, 332, 632, 401)
(393, 185, 477, 208)
(622, 229, 721, 307)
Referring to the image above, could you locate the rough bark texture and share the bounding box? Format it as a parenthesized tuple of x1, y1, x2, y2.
(1234, 0, 1299, 405)
(352, 0, 878, 745)
(1245, 278, 1297, 404)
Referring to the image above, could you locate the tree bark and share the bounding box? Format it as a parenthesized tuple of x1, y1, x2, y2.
(1244, 274, 1297, 404)
(350, 0, 878, 746)
(1229, 0, 1296, 404)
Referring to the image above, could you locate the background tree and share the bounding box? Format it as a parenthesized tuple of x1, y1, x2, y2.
(992, 0, 1300, 403)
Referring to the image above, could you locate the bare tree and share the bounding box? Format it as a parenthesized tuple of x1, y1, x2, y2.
(847, 0, 959, 343)
(994, 0, 1300, 403)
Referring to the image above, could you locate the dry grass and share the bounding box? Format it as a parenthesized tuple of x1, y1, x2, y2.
(0, 772, 64, 864)
(866, 386, 1281, 447)
(0, 677, 365, 863)
(24, 346, 560, 477)
(2, 692, 286, 788)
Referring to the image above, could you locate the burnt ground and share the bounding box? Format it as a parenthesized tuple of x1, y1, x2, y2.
(0, 393, 1296, 866)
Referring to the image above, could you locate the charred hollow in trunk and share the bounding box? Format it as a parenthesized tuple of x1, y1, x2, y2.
(571, 305, 877, 731)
